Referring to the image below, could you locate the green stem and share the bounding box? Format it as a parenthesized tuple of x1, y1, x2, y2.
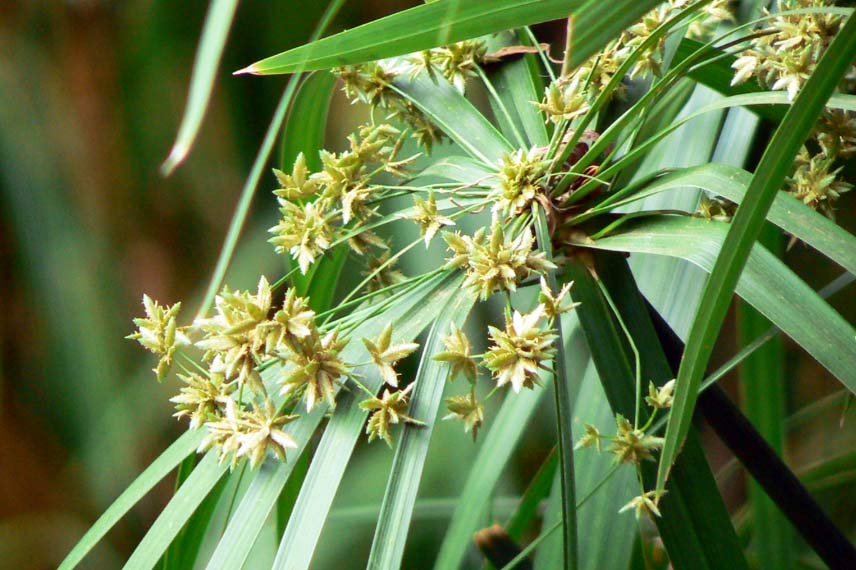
(533, 204, 577, 570)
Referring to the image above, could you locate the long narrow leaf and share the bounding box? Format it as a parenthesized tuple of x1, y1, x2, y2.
(580, 215, 856, 398)
(534, 206, 577, 570)
(367, 292, 477, 569)
(124, 452, 229, 570)
(604, 163, 856, 277)
(657, 14, 856, 492)
(240, 0, 662, 76)
(161, 0, 240, 175)
(58, 430, 204, 570)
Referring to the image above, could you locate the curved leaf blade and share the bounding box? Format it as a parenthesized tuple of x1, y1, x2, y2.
(583, 216, 856, 400)
(240, 0, 662, 76)
(58, 431, 204, 570)
(162, 0, 240, 175)
(610, 163, 856, 277)
(656, 14, 856, 492)
(367, 292, 477, 570)
(124, 452, 229, 570)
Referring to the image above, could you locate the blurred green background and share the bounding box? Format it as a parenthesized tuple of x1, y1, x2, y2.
(1, 2, 855, 569)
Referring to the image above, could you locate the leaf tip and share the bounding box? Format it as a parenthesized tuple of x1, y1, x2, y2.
(233, 64, 259, 76)
(160, 142, 190, 177)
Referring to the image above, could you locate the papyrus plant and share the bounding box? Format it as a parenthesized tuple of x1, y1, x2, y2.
(63, 1, 856, 569)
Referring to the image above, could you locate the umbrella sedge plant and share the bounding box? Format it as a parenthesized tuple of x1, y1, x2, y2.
(62, 1, 856, 569)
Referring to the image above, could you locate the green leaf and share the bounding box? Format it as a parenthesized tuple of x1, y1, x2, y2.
(536, 361, 637, 570)
(392, 72, 512, 165)
(566, 254, 749, 570)
(656, 13, 856, 493)
(737, 264, 791, 568)
(484, 31, 549, 148)
(161, 0, 240, 175)
(601, 163, 856, 277)
(124, 452, 229, 570)
(203, 274, 461, 570)
(161, 472, 228, 570)
(367, 291, 477, 570)
(58, 431, 204, 570)
(416, 155, 496, 183)
(434, 380, 548, 569)
(240, 0, 662, 76)
(280, 71, 336, 172)
(504, 448, 557, 541)
(581, 215, 856, 403)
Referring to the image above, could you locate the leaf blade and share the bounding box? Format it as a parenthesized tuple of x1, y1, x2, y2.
(241, 0, 663, 75)
(656, 13, 856, 492)
(161, 0, 240, 175)
(367, 291, 477, 570)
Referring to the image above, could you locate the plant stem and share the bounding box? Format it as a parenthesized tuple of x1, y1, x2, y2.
(532, 204, 577, 570)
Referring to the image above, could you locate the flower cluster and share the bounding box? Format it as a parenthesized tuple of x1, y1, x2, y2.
(731, 0, 851, 101)
(406, 40, 487, 93)
(491, 147, 549, 217)
(538, 0, 732, 121)
(443, 223, 555, 300)
(359, 324, 422, 445)
(269, 122, 415, 275)
(785, 147, 852, 218)
(128, 278, 354, 468)
(728, 1, 854, 217)
(127, 295, 189, 381)
(437, 278, 578, 439)
(360, 383, 423, 447)
(575, 379, 676, 518)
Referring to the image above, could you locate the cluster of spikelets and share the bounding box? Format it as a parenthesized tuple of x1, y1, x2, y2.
(436, 278, 580, 439)
(730, 0, 854, 217)
(575, 380, 677, 518)
(537, 0, 732, 124)
(333, 39, 486, 151)
(128, 278, 426, 465)
(269, 122, 416, 279)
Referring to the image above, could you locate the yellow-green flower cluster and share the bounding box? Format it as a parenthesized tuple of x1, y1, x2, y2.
(127, 295, 189, 381)
(483, 305, 557, 393)
(786, 147, 852, 218)
(437, 278, 579, 439)
(492, 147, 549, 218)
(129, 278, 359, 468)
(731, 0, 851, 101)
(728, 2, 854, 217)
(269, 123, 414, 275)
(538, 1, 732, 121)
(443, 223, 555, 300)
(334, 61, 443, 151)
(360, 383, 423, 447)
(406, 40, 487, 93)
